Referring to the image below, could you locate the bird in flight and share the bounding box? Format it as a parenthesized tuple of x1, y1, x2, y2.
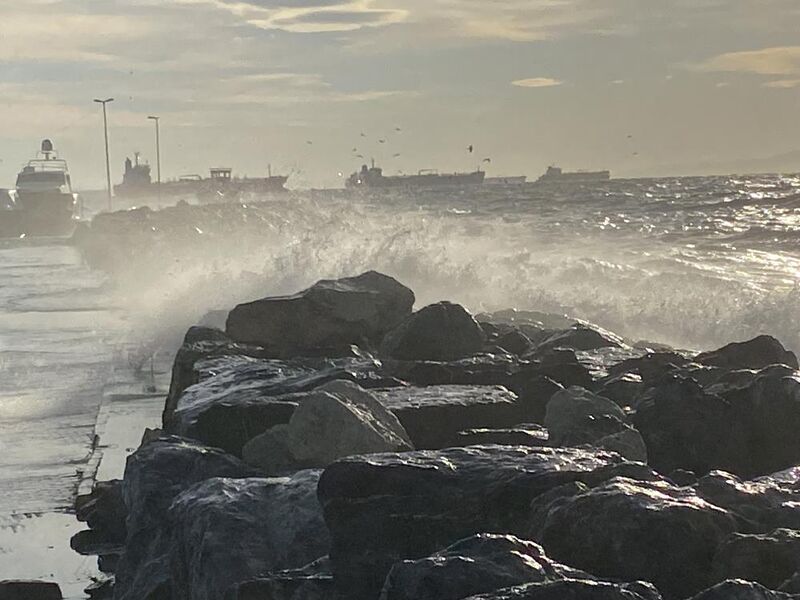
(306, 140, 313, 145)
(467, 145, 474, 153)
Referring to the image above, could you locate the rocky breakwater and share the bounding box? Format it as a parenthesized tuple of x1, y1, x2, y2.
(72, 271, 800, 600)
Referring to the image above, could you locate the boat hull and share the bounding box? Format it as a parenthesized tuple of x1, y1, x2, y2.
(0, 191, 78, 238)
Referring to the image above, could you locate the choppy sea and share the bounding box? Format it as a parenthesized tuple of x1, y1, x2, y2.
(1, 173, 799, 594)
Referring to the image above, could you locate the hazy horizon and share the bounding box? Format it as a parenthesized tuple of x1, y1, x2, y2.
(2, 0, 800, 189)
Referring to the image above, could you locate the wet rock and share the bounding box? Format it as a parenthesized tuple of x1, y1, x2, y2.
(224, 558, 338, 600)
(455, 424, 549, 447)
(379, 534, 587, 600)
(780, 573, 800, 594)
(84, 576, 114, 600)
(507, 375, 564, 424)
(544, 387, 627, 446)
(539, 477, 738, 598)
(0, 581, 62, 600)
(606, 352, 690, 384)
(534, 323, 625, 354)
(696, 468, 800, 533)
(526, 349, 594, 390)
(168, 356, 391, 456)
(460, 579, 663, 600)
(74, 479, 126, 547)
(495, 328, 535, 357)
(595, 373, 645, 408)
(317, 445, 626, 600)
(696, 335, 798, 371)
(243, 381, 412, 472)
(183, 325, 231, 345)
(713, 529, 800, 590)
(374, 385, 520, 449)
(114, 437, 258, 600)
(380, 301, 486, 361)
(226, 271, 414, 355)
(169, 471, 330, 600)
(689, 580, 800, 600)
(633, 374, 734, 476)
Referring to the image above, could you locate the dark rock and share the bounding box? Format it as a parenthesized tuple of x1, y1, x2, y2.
(317, 445, 627, 600)
(527, 349, 594, 389)
(381, 301, 486, 361)
(114, 437, 258, 600)
(633, 374, 734, 476)
(379, 534, 588, 600)
(0, 582, 62, 600)
(696, 468, 800, 533)
(496, 329, 535, 356)
(696, 335, 798, 371)
(668, 469, 697, 487)
(183, 325, 231, 345)
(455, 424, 549, 447)
(374, 385, 521, 449)
(243, 381, 412, 473)
(85, 576, 114, 600)
(74, 479, 126, 545)
(460, 579, 663, 600)
(595, 373, 645, 408)
(713, 529, 800, 590)
(167, 356, 391, 456)
(224, 558, 338, 600)
(606, 352, 690, 384)
(226, 271, 414, 355)
(507, 375, 564, 424)
(169, 471, 330, 600)
(780, 573, 800, 593)
(689, 580, 800, 600)
(534, 323, 625, 354)
(70, 529, 122, 557)
(539, 477, 738, 598)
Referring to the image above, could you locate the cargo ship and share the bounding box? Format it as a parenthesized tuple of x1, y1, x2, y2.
(115, 155, 288, 203)
(536, 166, 611, 183)
(346, 161, 485, 189)
(0, 140, 79, 237)
(485, 176, 527, 186)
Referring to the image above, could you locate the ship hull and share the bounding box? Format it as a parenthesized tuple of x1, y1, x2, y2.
(0, 191, 77, 238)
(347, 171, 485, 190)
(536, 171, 611, 184)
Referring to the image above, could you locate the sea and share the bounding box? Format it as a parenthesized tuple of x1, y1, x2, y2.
(1, 173, 800, 596)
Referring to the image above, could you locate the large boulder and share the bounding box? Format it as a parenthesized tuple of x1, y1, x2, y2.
(380, 302, 486, 361)
(696, 335, 798, 371)
(460, 579, 662, 600)
(317, 445, 631, 600)
(243, 381, 412, 473)
(167, 356, 392, 456)
(169, 471, 330, 600)
(533, 323, 626, 354)
(226, 271, 414, 356)
(225, 559, 336, 600)
(72, 480, 127, 557)
(689, 580, 800, 600)
(633, 374, 734, 476)
(379, 534, 587, 600)
(539, 477, 738, 598)
(374, 385, 521, 449)
(713, 529, 800, 590)
(114, 437, 258, 600)
(455, 424, 549, 448)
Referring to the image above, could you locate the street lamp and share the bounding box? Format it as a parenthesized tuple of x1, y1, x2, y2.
(93, 98, 114, 210)
(147, 116, 161, 201)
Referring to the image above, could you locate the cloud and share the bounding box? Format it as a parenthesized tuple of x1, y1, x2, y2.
(511, 77, 563, 88)
(694, 46, 800, 76)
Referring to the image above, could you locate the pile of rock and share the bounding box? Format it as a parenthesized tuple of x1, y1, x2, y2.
(73, 271, 800, 600)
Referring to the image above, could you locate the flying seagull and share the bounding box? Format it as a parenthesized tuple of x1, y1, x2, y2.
(467, 145, 474, 153)
(482, 158, 491, 163)
(379, 139, 386, 144)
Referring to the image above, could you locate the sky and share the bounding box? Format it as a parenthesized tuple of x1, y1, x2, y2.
(1, 0, 800, 189)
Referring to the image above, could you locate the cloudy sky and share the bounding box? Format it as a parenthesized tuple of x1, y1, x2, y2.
(1, 0, 800, 188)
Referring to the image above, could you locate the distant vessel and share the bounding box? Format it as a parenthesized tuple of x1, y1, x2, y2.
(0, 140, 78, 237)
(346, 161, 485, 189)
(115, 155, 288, 202)
(485, 176, 527, 186)
(536, 166, 611, 183)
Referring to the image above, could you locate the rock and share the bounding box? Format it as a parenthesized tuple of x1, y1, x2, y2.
(183, 325, 231, 345)
(595, 373, 645, 408)
(593, 425, 648, 463)
(713, 529, 800, 590)
(317, 445, 628, 600)
(169, 471, 330, 600)
(85, 575, 114, 599)
(114, 437, 258, 600)
(74, 479, 126, 546)
(525, 349, 594, 390)
(168, 356, 391, 456)
(225, 559, 338, 600)
(544, 387, 627, 446)
(0, 582, 62, 600)
(633, 374, 734, 476)
(495, 329, 535, 356)
(689, 580, 800, 600)
(226, 271, 414, 355)
(696, 335, 798, 371)
(242, 424, 299, 475)
(722, 367, 800, 478)
(696, 468, 800, 533)
(606, 352, 690, 384)
(781, 573, 800, 594)
(379, 534, 587, 600)
(508, 376, 564, 424)
(534, 323, 625, 354)
(380, 301, 486, 361)
(455, 424, 549, 447)
(460, 579, 663, 600)
(539, 477, 738, 599)
(374, 385, 521, 449)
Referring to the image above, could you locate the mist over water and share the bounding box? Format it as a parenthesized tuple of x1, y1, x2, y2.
(96, 173, 800, 355)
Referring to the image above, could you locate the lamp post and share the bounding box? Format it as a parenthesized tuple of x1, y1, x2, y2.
(147, 115, 161, 201)
(93, 98, 114, 210)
